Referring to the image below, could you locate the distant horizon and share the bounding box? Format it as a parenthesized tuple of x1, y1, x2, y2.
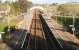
(32, 0, 79, 4)
(0, 0, 79, 4)
(32, 2, 79, 5)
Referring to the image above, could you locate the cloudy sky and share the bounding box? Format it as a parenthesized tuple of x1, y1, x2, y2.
(1, 0, 79, 4)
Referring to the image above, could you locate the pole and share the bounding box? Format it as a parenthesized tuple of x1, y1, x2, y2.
(72, 15, 75, 37)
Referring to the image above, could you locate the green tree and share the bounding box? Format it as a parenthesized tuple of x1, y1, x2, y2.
(9, 0, 32, 16)
(19, 0, 30, 13)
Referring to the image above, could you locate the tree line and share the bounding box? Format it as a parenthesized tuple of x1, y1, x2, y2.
(0, 0, 32, 16)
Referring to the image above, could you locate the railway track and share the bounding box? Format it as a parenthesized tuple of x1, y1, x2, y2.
(14, 9, 63, 50)
(39, 15, 63, 50)
(25, 13, 63, 50)
(27, 13, 48, 50)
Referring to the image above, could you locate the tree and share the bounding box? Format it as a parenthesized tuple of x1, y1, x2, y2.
(19, 0, 29, 13)
(9, 0, 32, 16)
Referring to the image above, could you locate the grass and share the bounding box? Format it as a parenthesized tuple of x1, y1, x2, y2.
(0, 20, 17, 32)
(0, 21, 7, 32)
(9, 20, 17, 26)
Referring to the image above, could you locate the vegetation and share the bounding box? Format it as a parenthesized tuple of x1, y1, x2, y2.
(0, 21, 7, 32)
(43, 3, 79, 16)
(57, 3, 79, 16)
(0, 0, 32, 32)
(9, 0, 32, 16)
(0, 20, 17, 32)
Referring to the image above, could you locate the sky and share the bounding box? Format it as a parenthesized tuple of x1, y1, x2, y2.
(0, 0, 17, 3)
(1, 0, 79, 4)
(32, 0, 79, 4)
